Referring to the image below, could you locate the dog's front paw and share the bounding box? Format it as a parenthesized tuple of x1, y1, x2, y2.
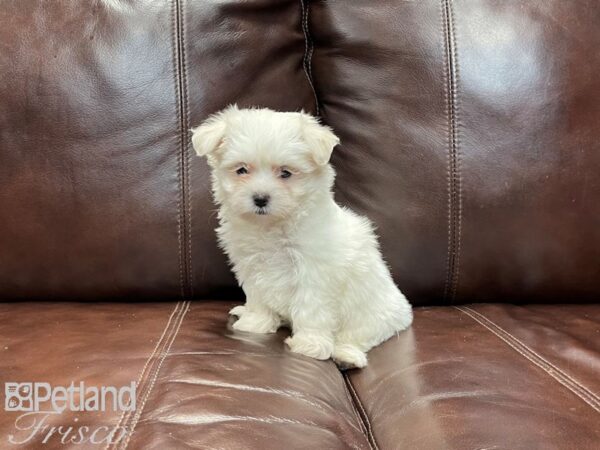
(285, 332, 333, 360)
(332, 344, 368, 369)
(229, 305, 246, 317)
(232, 310, 281, 334)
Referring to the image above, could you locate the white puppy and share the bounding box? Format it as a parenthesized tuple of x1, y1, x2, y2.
(191, 106, 412, 368)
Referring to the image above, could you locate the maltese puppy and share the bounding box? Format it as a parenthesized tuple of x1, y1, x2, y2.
(191, 106, 412, 368)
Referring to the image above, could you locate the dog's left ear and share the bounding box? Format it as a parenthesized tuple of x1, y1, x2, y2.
(299, 113, 340, 166)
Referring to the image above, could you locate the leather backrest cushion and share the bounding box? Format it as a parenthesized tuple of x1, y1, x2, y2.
(0, 0, 314, 300)
(311, 0, 600, 305)
(1, 1, 598, 304)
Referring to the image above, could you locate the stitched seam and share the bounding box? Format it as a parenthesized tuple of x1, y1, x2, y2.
(119, 301, 191, 450)
(461, 306, 600, 408)
(441, 0, 462, 304)
(173, 0, 191, 298)
(105, 302, 182, 450)
(170, 0, 185, 299)
(449, 0, 462, 303)
(440, 0, 452, 303)
(344, 373, 379, 450)
(455, 306, 600, 413)
(300, 0, 320, 116)
(459, 306, 600, 412)
(117, 304, 184, 448)
(180, 0, 194, 298)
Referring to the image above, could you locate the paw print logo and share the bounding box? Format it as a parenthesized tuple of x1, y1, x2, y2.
(4, 383, 33, 411)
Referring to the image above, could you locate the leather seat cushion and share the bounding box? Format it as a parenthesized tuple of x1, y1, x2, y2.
(0, 301, 368, 449)
(348, 303, 600, 449)
(1, 301, 598, 449)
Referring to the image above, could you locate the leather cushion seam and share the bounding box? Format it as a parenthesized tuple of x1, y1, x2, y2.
(119, 300, 191, 449)
(441, 0, 462, 304)
(340, 371, 370, 441)
(455, 306, 600, 413)
(104, 301, 183, 450)
(172, 0, 192, 298)
(300, 0, 320, 116)
(180, 0, 194, 298)
(170, 0, 186, 299)
(344, 372, 379, 450)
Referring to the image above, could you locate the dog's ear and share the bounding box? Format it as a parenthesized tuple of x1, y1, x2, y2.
(191, 119, 225, 157)
(191, 105, 238, 157)
(299, 113, 340, 166)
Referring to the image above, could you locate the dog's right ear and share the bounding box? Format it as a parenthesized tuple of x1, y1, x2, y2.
(191, 118, 225, 157)
(191, 107, 234, 157)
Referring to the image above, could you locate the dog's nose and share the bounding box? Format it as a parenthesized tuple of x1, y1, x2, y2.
(253, 194, 270, 208)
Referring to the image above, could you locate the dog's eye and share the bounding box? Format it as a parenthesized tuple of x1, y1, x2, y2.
(280, 169, 292, 179)
(236, 167, 248, 175)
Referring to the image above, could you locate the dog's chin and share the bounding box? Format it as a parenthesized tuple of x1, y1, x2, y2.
(238, 207, 293, 224)
(235, 207, 275, 221)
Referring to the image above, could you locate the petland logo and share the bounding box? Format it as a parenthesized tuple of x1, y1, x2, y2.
(5, 382, 136, 413)
(4, 381, 136, 445)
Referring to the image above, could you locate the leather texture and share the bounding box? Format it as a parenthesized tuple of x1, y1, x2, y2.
(0, 0, 183, 300)
(2, 0, 598, 304)
(0, 301, 597, 449)
(0, 0, 313, 301)
(347, 304, 600, 449)
(0, 301, 369, 450)
(311, 0, 451, 305)
(311, 0, 600, 305)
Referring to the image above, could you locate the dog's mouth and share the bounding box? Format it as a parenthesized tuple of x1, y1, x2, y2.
(254, 207, 269, 216)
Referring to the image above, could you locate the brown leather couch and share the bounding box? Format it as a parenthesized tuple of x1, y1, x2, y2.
(1, 1, 598, 449)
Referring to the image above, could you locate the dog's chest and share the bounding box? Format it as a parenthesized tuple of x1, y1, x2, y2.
(218, 224, 299, 282)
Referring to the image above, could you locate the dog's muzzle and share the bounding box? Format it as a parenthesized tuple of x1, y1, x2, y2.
(253, 194, 270, 208)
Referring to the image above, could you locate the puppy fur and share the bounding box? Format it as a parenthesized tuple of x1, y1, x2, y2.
(191, 106, 412, 368)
